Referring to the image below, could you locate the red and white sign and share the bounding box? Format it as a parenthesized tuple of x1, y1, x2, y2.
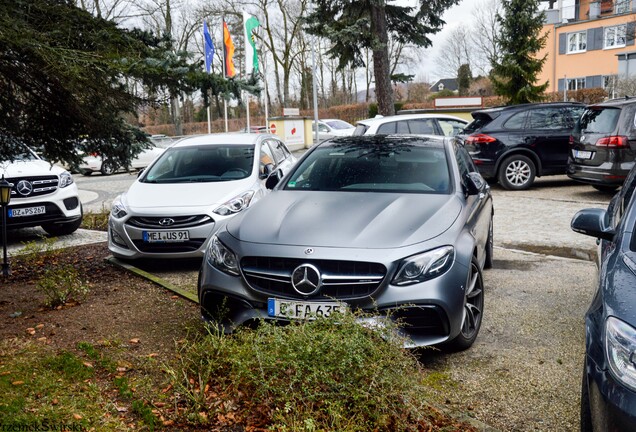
(270, 123, 277, 134)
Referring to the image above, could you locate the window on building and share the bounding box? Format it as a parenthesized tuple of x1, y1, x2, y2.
(603, 75, 618, 98)
(567, 31, 587, 53)
(567, 77, 586, 91)
(605, 25, 627, 49)
(616, 0, 630, 13)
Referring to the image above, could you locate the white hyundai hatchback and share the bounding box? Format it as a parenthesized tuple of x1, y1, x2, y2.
(108, 134, 297, 260)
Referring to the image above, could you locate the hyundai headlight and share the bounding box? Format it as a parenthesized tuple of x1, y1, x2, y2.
(392, 246, 454, 286)
(59, 171, 74, 188)
(213, 191, 256, 216)
(606, 316, 636, 391)
(206, 235, 239, 276)
(110, 195, 128, 219)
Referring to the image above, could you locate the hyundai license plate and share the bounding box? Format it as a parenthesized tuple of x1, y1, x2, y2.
(143, 230, 189, 243)
(573, 150, 593, 160)
(268, 298, 347, 320)
(9, 206, 46, 218)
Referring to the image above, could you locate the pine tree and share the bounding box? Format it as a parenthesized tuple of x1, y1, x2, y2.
(490, 0, 549, 104)
(457, 64, 473, 96)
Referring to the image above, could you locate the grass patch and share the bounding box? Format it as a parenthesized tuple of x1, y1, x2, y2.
(80, 208, 109, 231)
(166, 312, 477, 431)
(0, 339, 162, 430)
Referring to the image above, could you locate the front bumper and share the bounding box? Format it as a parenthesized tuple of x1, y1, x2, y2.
(108, 215, 219, 260)
(198, 249, 470, 348)
(5, 185, 82, 229)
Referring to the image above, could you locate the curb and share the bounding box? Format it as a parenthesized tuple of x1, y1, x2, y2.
(106, 256, 198, 303)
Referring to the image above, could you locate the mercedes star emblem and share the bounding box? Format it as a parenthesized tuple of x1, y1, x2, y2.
(291, 264, 322, 296)
(16, 180, 33, 197)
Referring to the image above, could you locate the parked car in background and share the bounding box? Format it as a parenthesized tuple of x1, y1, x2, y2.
(568, 97, 636, 192)
(571, 164, 636, 431)
(459, 102, 585, 190)
(2, 144, 82, 236)
(312, 119, 355, 141)
(353, 113, 468, 138)
(198, 134, 493, 350)
(108, 133, 297, 260)
(79, 139, 168, 176)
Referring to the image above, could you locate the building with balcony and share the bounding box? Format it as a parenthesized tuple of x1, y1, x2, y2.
(538, 0, 636, 96)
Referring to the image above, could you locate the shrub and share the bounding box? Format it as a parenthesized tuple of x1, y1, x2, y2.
(167, 312, 454, 431)
(36, 264, 89, 308)
(80, 208, 109, 231)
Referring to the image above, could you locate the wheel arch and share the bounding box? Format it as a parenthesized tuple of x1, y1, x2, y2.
(495, 149, 543, 177)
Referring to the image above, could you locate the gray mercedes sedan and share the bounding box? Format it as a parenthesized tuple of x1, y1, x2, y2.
(198, 135, 494, 350)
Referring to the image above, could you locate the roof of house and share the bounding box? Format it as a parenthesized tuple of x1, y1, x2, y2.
(429, 78, 458, 92)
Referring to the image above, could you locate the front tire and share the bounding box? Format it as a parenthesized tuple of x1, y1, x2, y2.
(498, 155, 536, 190)
(444, 256, 484, 351)
(580, 358, 593, 432)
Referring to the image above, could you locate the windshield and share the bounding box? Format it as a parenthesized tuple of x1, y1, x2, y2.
(326, 120, 354, 129)
(140, 144, 254, 183)
(576, 107, 621, 134)
(284, 138, 450, 193)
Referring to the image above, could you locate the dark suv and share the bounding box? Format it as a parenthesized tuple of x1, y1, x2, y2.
(459, 102, 585, 190)
(568, 97, 636, 192)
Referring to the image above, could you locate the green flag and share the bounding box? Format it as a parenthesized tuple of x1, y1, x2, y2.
(243, 12, 261, 75)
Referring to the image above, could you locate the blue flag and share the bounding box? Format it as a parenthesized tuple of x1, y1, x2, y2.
(203, 20, 214, 74)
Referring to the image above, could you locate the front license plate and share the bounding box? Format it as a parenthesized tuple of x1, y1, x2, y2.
(142, 230, 189, 243)
(573, 150, 593, 160)
(267, 298, 347, 320)
(8, 206, 46, 218)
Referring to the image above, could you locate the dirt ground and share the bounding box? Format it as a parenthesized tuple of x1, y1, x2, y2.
(0, 242, 201, 358)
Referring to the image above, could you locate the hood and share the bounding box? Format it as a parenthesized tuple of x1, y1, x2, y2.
(125, 177, 259, 210)
(226, 191, 461, 248)
(330, 128, 355, 137)
(3, 159, 65, 177)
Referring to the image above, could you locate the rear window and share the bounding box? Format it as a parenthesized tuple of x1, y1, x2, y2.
(463, 114, 495, 134)
(576, 107, 621, 134)
(353, 124, 369, 136)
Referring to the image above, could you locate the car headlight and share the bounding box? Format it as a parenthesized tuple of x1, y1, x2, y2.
(606, 316, 636, 391)
(206, 235, 239, 276)
(213, 191, 256, 216)
(392, 246, 454, 286)
(59, 171, 74, 188)
(110, 195, 128, 219)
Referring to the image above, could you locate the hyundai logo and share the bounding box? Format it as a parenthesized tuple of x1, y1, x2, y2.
(16, 180, 33, 197)
(158, 218, 175, 226)
(291, 264, 322, 296)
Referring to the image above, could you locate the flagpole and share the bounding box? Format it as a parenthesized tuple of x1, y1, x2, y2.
(263, 61, 269, 134)
(222, 15, 229, 132)
(204, 26, 211, 134)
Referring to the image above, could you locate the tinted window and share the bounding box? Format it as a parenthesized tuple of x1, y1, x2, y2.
(284, 141, 450, 193)
(377, 122, 397, 134)
(503, 111, 527, 130)
(527, 108, 567, 130)
(141, 145, 254, 183)
(577, 107, 621, 134)
(408, 119, 436, 134)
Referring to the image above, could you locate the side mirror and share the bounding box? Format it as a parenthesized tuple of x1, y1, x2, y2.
(464, 172, 486, 196)
(259, 163, 275, 180)
(571, 208, 615, 241)
(265, 170, 283, 190)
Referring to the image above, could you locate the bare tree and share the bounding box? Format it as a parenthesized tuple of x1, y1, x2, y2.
(435, 26, 474, 78)
(472, 0, 501, 75)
